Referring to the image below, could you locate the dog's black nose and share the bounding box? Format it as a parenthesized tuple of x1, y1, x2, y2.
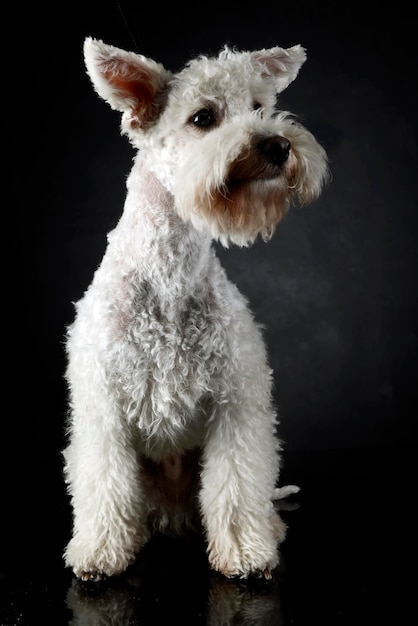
(259, 136, 291, 166)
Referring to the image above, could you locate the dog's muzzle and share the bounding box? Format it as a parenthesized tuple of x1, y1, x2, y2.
(258, 136, 291, 166)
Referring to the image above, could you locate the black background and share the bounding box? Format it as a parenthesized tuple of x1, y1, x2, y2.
(2, 1, 417, 623)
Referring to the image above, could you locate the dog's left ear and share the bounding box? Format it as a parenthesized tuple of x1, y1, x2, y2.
(251, 45, 307, 93)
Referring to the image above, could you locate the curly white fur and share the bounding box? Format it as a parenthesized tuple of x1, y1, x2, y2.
(63, 38, 328, 582)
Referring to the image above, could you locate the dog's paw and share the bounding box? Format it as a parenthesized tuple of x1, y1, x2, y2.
(76, 567, 108, 583)
(64, 535, 142, 582)
(208, 544, 280, 579)
(207, 517, 282, 579)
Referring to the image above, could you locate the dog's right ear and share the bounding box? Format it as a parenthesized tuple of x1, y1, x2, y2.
(83, 37, 172, 130)
(251, 45, 307, 93)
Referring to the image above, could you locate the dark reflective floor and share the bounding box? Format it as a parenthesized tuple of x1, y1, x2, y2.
(1, 447, 413, 624)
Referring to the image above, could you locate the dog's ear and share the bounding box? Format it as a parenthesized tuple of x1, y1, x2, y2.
(83, 37, 172, 129)
(251, 45, 307, 93)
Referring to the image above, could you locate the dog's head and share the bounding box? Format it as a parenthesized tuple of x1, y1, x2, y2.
(84, 38, 329, 246)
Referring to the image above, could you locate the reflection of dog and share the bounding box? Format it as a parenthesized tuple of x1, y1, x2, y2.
(63, 37, 329, 582)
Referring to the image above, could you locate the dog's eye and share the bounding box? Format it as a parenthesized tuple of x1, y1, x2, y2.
(191, 109, 216, 128)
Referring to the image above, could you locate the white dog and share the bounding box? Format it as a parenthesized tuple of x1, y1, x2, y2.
(63, 37, 329, 582)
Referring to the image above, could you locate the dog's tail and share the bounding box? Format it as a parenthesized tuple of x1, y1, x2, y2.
(273, 485, 300, 499)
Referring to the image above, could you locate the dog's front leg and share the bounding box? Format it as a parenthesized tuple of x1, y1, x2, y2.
(199, 404, 286, 579)
(63, 419, 148, 581)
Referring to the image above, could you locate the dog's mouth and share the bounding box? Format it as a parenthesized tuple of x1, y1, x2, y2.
(227, 136, 292, 186)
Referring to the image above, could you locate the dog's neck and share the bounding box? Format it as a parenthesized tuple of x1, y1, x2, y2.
(106, 157, 216, 303)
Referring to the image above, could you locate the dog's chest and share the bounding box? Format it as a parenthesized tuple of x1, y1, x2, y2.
(113, 276, 232, 444)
